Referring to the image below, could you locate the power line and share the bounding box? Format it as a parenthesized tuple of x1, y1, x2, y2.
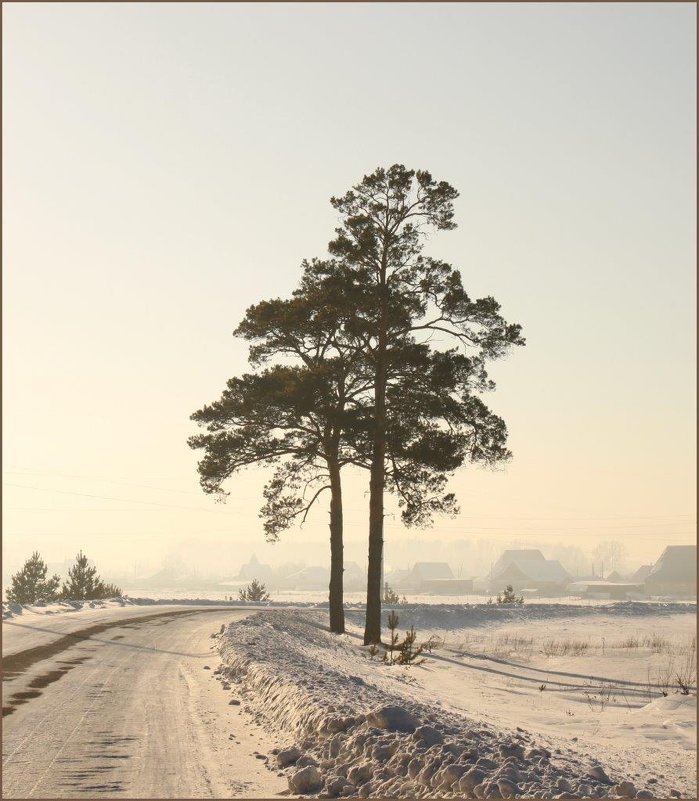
(4, 469, 202, 496)
(4, 469, 694, 522)
(2, 483, 238, 513)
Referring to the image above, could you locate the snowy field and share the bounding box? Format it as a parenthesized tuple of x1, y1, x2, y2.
(213, 602, 696, 799)
(3, 597, 696, 799)
(97, 588, 697, 607)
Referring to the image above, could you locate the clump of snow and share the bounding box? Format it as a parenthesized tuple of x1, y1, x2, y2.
(216, 610, 665, 799)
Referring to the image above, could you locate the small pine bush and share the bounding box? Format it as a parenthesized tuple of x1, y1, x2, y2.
(396, 626, 425, 665)
(7, 552, 61, 604)
(238, 579, 271, 602)
(100, 582, 124, 598)
(380, 611, 425, 666)
(497, 584, 524, 605)
(61, 551, 120, 600)
(383, 583, 400, 604)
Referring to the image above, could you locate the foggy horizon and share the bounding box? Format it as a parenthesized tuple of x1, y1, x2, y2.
(4, 3, 696, 587)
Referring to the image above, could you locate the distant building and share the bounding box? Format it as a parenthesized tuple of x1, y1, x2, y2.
(488, 549, 569, 596)
(644, 546, 697, 598)
(408, 562, 467, 594)
(630, 564, 653, 583)
(568, 579, 644, 600)
(412, 562, 454, 582)
(384, 568, 413, 589)
(418, 578, 474, 595)
(384, 562, 472, 595)
(343, 562, 365, 591)
(237, 554, 274, 583)
(284, 565, 329, 590)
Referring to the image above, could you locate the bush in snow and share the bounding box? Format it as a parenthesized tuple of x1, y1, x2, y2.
(382, 611, 425, 666)
(383, 610, 401, 665)
(383, 583, 407, 605)
(497, 584, 524, 605)
(61, 551, 122, 600)
(238, 578, 271, 602)
(676, 637, 696, 695)
(396, 626, 425, 665)
(7, 552, 61, 604)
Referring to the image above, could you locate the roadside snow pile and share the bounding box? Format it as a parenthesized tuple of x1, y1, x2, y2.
(2, 597, 135, 620)
(217, 611, 657, 799)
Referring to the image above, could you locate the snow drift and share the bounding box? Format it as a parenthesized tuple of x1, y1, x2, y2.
(215, 610, 665, 799)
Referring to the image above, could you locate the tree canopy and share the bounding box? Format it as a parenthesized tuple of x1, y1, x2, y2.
(190, 164, 524, 643)
(324, 165, 524, 642)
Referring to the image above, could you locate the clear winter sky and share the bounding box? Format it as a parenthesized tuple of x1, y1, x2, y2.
(3, 3, 696, 580)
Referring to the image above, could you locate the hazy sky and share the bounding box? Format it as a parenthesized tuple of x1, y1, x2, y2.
(3, 3, 696, 579)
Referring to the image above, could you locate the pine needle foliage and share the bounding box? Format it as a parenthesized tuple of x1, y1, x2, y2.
(497, 584, 524, 605)
(381, 611, 425, 665)
(7, 552, 61, 604)
(238, 579, 271, 602)
(60, 551, 121, 600)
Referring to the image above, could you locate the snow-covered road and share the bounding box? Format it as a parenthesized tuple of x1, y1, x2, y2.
(2, 608, 286, 798)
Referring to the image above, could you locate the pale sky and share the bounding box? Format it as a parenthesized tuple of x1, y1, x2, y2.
(3, 3, 696, 580)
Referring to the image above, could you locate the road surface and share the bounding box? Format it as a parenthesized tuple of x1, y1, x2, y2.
(2, 608, 287, 798)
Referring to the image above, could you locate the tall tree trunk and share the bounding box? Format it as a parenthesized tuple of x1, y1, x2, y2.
(364, 266, 388, 645)
(328, 457, 345, 634)
(365, 427, 385, 643)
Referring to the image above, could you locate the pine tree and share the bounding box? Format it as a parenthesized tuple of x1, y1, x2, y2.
(61, 551, 111, 600)
(7, 552, 61, 604)
(238, 579, 271, 602)
(327, 165, 524, 643)
(497, 584, 524, 605)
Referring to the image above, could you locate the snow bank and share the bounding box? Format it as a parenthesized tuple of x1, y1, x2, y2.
(2, 596, 136, 620)
(216, 610, 664, 799)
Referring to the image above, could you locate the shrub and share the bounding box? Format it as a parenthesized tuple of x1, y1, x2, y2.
(100, 582, 124, 598)
(381, 611, 425, 665)
(7, 552, 61, 604)
(383, 610, 401, 665)
(61, 551, 120, 600)
(383, 583, 400, 604)
(396, 626, 425, 665)
(676, 637, 696, 695)
(496, 585, 524, 605)
(238, 579, 271, 602)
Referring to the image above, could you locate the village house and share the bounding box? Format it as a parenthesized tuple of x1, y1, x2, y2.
(488, 549, 570, 596)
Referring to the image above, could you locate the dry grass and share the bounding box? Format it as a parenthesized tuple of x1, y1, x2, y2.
(583, 680, 617, 712)
(675, 636, 696, 695)
(542, 638, 590, 656)
(616, 632, 670, 652)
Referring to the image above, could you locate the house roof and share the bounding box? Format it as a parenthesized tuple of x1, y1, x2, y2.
(491, 550, 569, 583)
(646, 546, 697, 584)
(412, 562, 454, 580)
(630, 564, 653, 582)
(286, 565, 329, 582)
(384, 568, 412, 582)
(495, 549, 546, 565)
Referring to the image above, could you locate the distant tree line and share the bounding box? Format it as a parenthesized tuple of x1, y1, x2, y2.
(189, 164, 524, 643)
(6, 551, 122, 604)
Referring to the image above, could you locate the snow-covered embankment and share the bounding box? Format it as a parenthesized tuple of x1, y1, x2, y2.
(215, 611, 657, 799)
